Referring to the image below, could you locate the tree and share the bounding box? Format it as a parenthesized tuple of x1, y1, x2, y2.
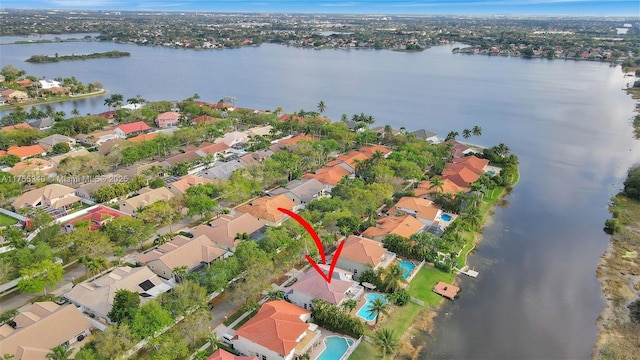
(445, 131, 459, 141)
(373, 328, 399, 356)
(341, 299, 357, 313)
(138, 200, 179, 227)
(130, 301, 173, 339)
(172, 265, 189, 283)
(367, 296, 389, 327)
(46, 343, 73, 360)
(17, 260, 63, 296)
(187, 194, 216, 219)
(383, 263, 405, 293)
(146, 334, 188, 360)
(107, 289, 140, 324)
(102, 216, 152, 249)
(51, 142, 71, 155)
(472, 125, 482, 137)
(624, 166, 640, 201)
(429, 177, 444, 194)
(157, 281, 207, 318)
(93, 324, 137, 359)
(317, 100, 326, 114)
(174, 308, 212, 348)
(462, 128, 472, 139)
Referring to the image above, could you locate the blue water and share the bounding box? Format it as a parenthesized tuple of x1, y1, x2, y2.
(398, 260, 416, 279)
(356, 293, 387, 321)
(316, 336, 354, 360)
(441, 214, 453, 221)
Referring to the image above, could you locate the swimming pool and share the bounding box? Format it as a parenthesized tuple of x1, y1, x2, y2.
(356, 293, 387, 321)
(316, 336, 354, 360)
(398, 259, 416, 279)
(441, 214, 452, 221)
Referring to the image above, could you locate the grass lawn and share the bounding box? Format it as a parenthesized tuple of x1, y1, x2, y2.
(0, 214, 18, 227)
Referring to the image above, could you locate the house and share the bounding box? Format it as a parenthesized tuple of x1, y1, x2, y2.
(1, 89, 28, 103)
(76, 129, 119, 146)
(7, 145, 46, 160)
(208, 350, 257, 360)
(1, 123, 32, 132)
(27, 118, 55, 131)
(336, 235, 396, 279)
(8, 158, 56, 177)
(191, 213, 264, 251)
(37, 134, 76, 152)
(0, 302, 92, 360)
(64, 266, 173, 324)
(301, 166, 351, 188)
(136, 235, 227, 279)
(201, 161, 245, 180)
(196, 142, 230, 158)
(127, 132, 157, 143)
(442, 163, 483, 188)
(12, 184, 81, 210)
(324, 150, 368, 174)
(269, 179, 329, 209)
(446, 139, 475, 158)
(278, 134, 318, 146)
(388, 197, 444, 226)
(47, 148, 90, 166)
(359, 145, 392, 158)
(235, 194, 296, 226)
(155, 112, 180, 128)
(119, 187, 175, 215)
(433, 281, 460, 300)
(38, 79, 61, 89)
(411, 129, 440, 144)
(191, 115, 221, 125)
(114, 121, 152, 138)
(239, 150, 274, 166)
(287, 265, 364, 309)
(76, 174, 129, 201)
(97, 138, 125, 155)
(215, 131, 248, 147)
(68, 205, 131, 231)
(115, 161, 165, 179)
(244, 125, 273, 137)
(414, 178, 470, 198)
(162, 151, 202, 169)
(233, 300, 321, 360)
(167, 174, 212, 195)
(362, 215, 425, 242)
(451, 155, 490, 173)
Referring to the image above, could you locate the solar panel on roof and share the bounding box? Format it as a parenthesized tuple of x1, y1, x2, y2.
(138, 279, 155, 291)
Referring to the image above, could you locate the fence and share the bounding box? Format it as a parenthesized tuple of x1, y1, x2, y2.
(342, 335, 364, 360)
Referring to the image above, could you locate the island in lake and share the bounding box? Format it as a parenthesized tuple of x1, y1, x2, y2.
(25, 50, 130, 63)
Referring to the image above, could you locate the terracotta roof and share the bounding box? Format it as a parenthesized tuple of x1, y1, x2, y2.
(442, 165, 481, 187)
(415, 179, 470, 197)
(157, 112, 180, 121)
(69, 205, 131, 231)
(197, 142, 230, 155)
(341, 235, 389, 267)
(207, 349, 257, 360)
(7, 145, 46, 159)
(168, 175, 212, 194)
(235, 300, 311, 356)
(359, 145, 392, 157)
(1, 123, 32, 131)
(235, 194, 295, 223)
(389, 197, 442, 221)
(0, 302, 91, 360)
(191, 213, 263, 251)
(325, 150, 368, 170)
(191, 115, 220, 124)
(127, 132, 157, 143)
(163, 151, 202, 167)
(362, 215, 424, 239)
(116, 121, 152, 135)
(301, 166, 351, 186)
(16, 79, 33, 87)
(451, 155, 489, 173)
(136, 234, 226, 272)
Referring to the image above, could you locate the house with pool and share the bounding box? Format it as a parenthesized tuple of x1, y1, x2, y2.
(388, 196, 444, 227)
(336, 235, 396, 280)
(232, 300, 321, 360)
(287, 265, 364, 310)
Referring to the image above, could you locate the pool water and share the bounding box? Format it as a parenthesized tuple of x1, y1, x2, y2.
(398, 259, 416, 279)
(441, 214, 452, 221)
(316, 336, 354, 360)
(356, 293, 387, 321)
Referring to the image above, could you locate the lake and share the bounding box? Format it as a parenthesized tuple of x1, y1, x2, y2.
(1, 40, 639, 359)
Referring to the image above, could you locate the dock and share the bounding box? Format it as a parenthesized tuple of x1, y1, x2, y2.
(457, 266, 479, 278)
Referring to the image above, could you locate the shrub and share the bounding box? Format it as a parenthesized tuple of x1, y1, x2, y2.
(388, 288, 410, 306)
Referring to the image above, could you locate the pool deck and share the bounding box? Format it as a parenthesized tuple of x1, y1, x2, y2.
(309, 329, 357, 360)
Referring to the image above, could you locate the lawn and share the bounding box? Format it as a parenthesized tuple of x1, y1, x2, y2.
(0, 214, 18, 227)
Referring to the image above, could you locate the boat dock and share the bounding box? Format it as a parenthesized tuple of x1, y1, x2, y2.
(457, 266, 479, 278)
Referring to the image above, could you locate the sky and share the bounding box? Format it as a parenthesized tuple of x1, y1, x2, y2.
(1, 0, 639, 16)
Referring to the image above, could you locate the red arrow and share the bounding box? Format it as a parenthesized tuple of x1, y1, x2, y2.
(278, 207, 345, 284)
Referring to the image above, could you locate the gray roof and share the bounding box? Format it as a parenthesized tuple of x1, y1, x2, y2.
(412, 129, 438, 139)
(202, 161, 244, 180)
(283, 178, 327, 204)
(38, 134, 75, 146)
(162, 151, 201, 167)
(28, 118, 55, 130)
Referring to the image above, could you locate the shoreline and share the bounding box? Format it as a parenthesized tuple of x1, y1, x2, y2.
(0, 89, 107, 110)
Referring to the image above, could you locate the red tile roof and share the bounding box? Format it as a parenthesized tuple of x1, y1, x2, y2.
(127, 133, 157, 143)
(235, 301, 310, 356)
(1, 123, 33, 132)
(451, 155, 489, 173)
(207, 349, 257, 360)
(7, 145, 46, 159)
(69, 205, 131, 231)
(191, 115, 219, 124)
(235, 195, 295, 223)
(279, 134, 318, 145)
(301, 166, 351, 186)
(116, 121, 152, 135)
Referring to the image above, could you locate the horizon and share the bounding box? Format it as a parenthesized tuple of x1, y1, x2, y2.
(1, 1, 639, 17)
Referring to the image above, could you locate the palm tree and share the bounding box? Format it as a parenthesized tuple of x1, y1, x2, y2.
(383, 263, 405, 292)
(47, 343, 73, 360)
(317, 100, 326, 114)
(373, 328, 399, 357)
(78, 255, 93, 278)
(461, 206, 482, 231)
(93, 256, 109, 278)
(462, 128, 472, 139)
(172, 265, 189, 283)
(429, 177, 444, 194)
(472, 125, 483, 137)
(341, 299, 357, 313)
(367, 297, 389, 327)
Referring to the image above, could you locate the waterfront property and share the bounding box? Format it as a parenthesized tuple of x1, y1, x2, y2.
(335, 235, 396, 280)
(398, 259, 416, 279)
(287, 265, 364, 310)
(355, 293, 387, 322)
(433, 281, 460, 300)
(315, 335, 355, 360)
